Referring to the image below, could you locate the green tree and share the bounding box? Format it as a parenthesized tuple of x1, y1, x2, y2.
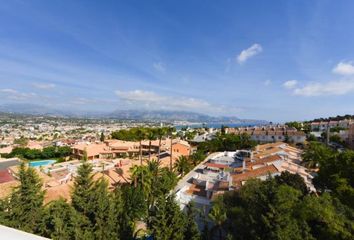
(147, 129, 157, 162)
(1, 163, 44, 233)
(14, 137, 29, 147)
(38, 199, 78, 240)
(100, 132, 105, 142)
(89, 178, 117, 240)
(313, 150, 354, 209)
(275, 171, 309, 195)
(116, 185, 147, 239)
(167, 127, 176, 171)
(302, 142, 333, 168)
(174, 155, 193, 177)
(71, 163, 94, 218)
(208, 203, 227, 240)
(156, 127, 167, 162)
(329, 134, 344, 145)
(136, 128, 147, 165)
(297, 193, 354, 240)
(148, 195, 187, 240)
(130, 165, 152, 197)
(215, 177, 354, 240)
(184, 202, 201, 240)
(190, 151, 206, 166)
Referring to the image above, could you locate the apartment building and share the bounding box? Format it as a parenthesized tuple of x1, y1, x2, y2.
(310, 119, 352, 131)
(175, 142, 314, 211)
(348, 124, 354, 150)
(72, 139, 191, 160)
(225, 126, 306, 143)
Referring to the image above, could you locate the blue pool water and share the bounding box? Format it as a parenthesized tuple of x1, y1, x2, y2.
(29, 160, 56, 167)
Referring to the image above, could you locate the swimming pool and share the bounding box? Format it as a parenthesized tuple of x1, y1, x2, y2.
(29, 160, 56, 167)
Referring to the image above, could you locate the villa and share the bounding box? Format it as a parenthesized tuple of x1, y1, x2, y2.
(225, 126, 306, 143)
(175, 142, 314, 211)
(72, 139, 191, 160)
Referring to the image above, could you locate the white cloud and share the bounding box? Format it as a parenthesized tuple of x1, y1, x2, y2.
(32, 82, 56, 89)
(293, 79, 354, 96)
(114, 89, 239, 114)
(237, 43, 263, 64)
(0, 88, 18, 94)
(264, 80, 271, 86)
(0, 88, 37, 100)
(283, 80, 298, 89)
(115, 90, 165, 103)
(332, 61, 354, 75)
(153, 62, 166, 73)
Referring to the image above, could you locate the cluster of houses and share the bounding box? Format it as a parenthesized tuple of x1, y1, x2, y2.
(0, 137, 193, 203)
(71, 139, 191, 160)
(175, 142, 315, 211)
(309, 119, 352, 131)
(309, 119, 354, 149)
(225, 125, 306, 144)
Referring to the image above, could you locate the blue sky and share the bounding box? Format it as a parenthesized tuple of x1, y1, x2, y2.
(0, 0, 354, 121)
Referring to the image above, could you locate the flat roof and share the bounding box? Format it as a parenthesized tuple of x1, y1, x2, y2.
(0, 225, 49, 240)
(0, 159, 20, 170)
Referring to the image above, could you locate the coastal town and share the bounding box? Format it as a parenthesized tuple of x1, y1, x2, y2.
(1, 1, 354, 239)
(1, 114, 353, 239)
(1, 114, 353, 216)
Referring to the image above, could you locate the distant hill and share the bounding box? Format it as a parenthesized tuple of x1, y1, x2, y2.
(0, 103, 67, 116)
(108, 110, 217, 121)
(0, 104, 267, 123)
(0, 104, 102, 118)
(309, 115, 354, 122)
(108, 109, 267, 124)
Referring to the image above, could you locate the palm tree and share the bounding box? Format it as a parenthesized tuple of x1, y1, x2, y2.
(147, 129, 157, 162)
(168, 127, 176, 171)
(146, 159, 161, 207)
(208, 204, 227, 240)
(174, 156, 192, 177)
(114, 167, 129, 184)
(130, 165, 152, 198)
(130, 165, 140, 187)
(136, 128, 146, 165)
(156, 127, 167, 163)
(147, 159, 160, 177)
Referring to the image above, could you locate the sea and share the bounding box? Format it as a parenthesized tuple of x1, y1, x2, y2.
(174, 122, 263, 130)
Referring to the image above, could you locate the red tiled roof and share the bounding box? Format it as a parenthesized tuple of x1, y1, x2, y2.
(247, 154, 282, 167)
(0, 170, 15, 183)
(205, 163, 229, 169)
(231, 164, 279, 186)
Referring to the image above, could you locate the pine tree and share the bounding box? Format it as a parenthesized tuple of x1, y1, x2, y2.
(2, 163, 45, 233)
(184, 202, 201, 240)
(89, 178, 117, 240)
(71, 162, 94, 237)
(38, 199, 78, 240)
(72, 163, 94, 215)
(100, 132, 105, 142)
(149, 194, 187, 240)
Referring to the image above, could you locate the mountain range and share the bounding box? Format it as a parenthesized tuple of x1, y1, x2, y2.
(0, 103, 268, 124)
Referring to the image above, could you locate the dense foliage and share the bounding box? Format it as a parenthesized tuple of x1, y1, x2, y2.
(310, 115, 353, 122)
(111, 127, 174, 142)
(198, 133, 256, 153)
(0, 163, 44, 233)
(211, 176, 354, 240)
(206, 143, 354, 240)
(0, 161, 200, 240)
(285, 121, 310, 133)
(3, 146, 72, 160)
(1, 130, 353, 239)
